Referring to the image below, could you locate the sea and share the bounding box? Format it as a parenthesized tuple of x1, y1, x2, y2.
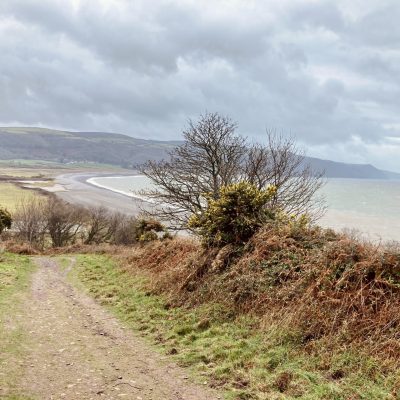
(88, 176, 400, 242)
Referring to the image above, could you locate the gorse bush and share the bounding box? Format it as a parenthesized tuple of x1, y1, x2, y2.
(0, 206, 12, 234)
(188, 181, 277, 246)
(136, 218, 170, 242)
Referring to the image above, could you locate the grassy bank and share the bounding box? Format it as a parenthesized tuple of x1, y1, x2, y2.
(0, 252, 35, 397)
(70, 246, 398, 400)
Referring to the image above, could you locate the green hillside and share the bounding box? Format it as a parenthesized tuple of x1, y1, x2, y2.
(1, 127, 399, 178)
(0, 127, 179, 168)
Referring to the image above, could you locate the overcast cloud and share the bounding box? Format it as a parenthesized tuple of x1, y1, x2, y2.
(0, 0, 399, 171)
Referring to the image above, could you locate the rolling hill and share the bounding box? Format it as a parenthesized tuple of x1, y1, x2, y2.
(0, 127, 399, 179)
(0, 127, 179, 168)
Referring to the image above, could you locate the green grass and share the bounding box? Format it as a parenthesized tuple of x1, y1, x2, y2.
(0, 182, 43, 212)
(69, 254, 397, 400)
(0, 252, 35, 398)
(0, 160, 130, 181)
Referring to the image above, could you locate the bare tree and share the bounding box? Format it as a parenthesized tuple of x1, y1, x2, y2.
(83, 207, 138, 245)
(245, 131, 325, 220)
(140, 112, 325, 230)
(140, 112, 246, 229)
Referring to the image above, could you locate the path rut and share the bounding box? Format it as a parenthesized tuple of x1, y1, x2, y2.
(2, 257, 220, 400)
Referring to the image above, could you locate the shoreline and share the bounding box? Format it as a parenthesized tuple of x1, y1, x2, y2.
(86, 175, 154, 202)
(38, 172, 400, 243)
(51, 171, 146, 216)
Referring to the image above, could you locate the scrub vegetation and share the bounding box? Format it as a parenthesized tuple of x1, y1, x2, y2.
(1, 113, 399, 399)
(71, 237, 400, 399)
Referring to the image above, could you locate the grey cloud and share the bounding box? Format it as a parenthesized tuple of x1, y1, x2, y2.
(351, 3, 400, 48)
(0, 0, 399, 171)
(287, 1, 346, 32)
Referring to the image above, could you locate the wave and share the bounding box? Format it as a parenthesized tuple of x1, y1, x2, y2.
(86, 175, 156, 203)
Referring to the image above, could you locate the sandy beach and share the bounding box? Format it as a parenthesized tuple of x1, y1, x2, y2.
(53, 172, 144, 215)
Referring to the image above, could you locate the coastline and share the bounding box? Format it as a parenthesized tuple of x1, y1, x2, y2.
(38, 172, 400, 242)
(86, 175, 154, 202)
(51, 171, 146, 216)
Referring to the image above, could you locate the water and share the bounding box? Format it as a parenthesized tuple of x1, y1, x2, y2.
(319, 179, 400, 242)
(88, 175, 400, 242)
(87, 175, 154, 202)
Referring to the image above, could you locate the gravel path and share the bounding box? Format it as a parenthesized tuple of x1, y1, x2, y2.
(2, 257, 220, 400)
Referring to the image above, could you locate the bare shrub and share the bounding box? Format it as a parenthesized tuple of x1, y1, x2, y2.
(11, 196, 142, 249)
(44, 197, 86, 247)
(13, 197, 48, 248)
(108, 213, 138, 245)
(83, 206, 114, 244)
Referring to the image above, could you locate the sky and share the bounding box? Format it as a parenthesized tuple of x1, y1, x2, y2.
(0, 0, 399, 171)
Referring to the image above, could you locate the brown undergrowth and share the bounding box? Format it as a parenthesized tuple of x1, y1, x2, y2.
(116, 223, 400, 369)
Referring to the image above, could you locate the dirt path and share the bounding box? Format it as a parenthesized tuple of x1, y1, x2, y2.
(2, 257, 221, 400)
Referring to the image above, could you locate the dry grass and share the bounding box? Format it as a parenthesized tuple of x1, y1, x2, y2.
(0, 182, 44, 212)
(117, 224, 400, 369)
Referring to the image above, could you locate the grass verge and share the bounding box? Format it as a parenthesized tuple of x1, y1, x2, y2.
(70, 253, 397, 400)
(0, 252, 35, 398)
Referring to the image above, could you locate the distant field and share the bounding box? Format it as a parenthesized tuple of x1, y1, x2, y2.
(0, 159, 129, 179)
(0, 182, 43, 212)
